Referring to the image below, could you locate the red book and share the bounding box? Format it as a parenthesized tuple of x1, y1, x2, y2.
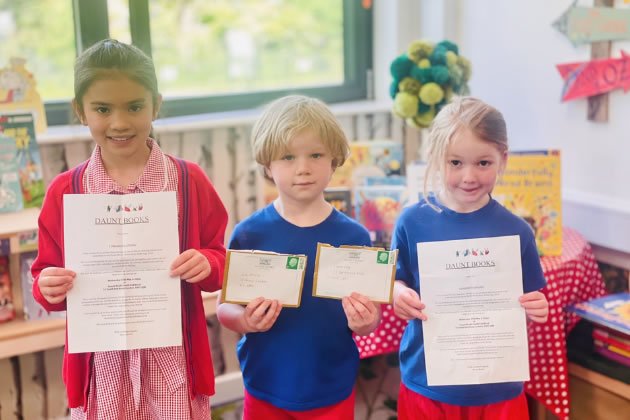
(592, 327, 630, 353)
(0, 255, 16, 322)
(594, 341, 630, 368)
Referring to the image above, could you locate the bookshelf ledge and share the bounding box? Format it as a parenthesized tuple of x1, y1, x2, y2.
(0, 291, 219, 359)
(568, 362, 630, 400)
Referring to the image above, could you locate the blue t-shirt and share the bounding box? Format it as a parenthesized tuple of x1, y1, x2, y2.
(229, 204, 372, 410)
(390, 197, 546, 406)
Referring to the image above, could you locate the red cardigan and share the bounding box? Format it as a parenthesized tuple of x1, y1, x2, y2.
(31, 157, 228, 408)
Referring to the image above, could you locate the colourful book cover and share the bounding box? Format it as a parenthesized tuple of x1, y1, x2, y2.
(20, 251, 65, 321)
(330, 140, 403, 188)
(568, 293, 630, 336)
(324, 187, 352, 217)
(0, 113, 45, 208)
(0, 120, 24, 213)
(493, 150, 562, 256)
(0, 255, 15, 322)
(364, 175, 406, 186)
(354, 185, 408, 249)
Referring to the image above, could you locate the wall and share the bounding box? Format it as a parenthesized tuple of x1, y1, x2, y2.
(452, 0, 630, 252)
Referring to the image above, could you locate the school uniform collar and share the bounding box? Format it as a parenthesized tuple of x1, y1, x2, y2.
(85, 138, 167, 194)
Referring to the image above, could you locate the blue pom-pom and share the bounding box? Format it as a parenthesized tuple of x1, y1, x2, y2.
(390, 55, 414, 80)
(418, 101, 430, 114)
(411, 67, 433, 84)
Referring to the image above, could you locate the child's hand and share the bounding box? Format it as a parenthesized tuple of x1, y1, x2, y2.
(38, 267, 76, 305)
(519, 291, 549, 323)
(342, 292, 380, 336)
(170, 249, 211, 283)
(393, 281, 427, 321)
(240, 297, 282, 333)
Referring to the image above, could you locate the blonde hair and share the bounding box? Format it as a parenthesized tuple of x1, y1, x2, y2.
(424, 96, 508, 211)
(252, 95, 349, 181)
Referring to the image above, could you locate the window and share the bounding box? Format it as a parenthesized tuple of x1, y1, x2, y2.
(2, 0, 372, 125)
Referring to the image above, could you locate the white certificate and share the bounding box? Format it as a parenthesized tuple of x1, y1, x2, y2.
(64, 192, 181, 353)
(221, 250, 306, 307)
(418, 235, 529, 385)
(313, 243, 397, 303)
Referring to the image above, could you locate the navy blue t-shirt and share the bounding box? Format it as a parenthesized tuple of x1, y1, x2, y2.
(391, 197, 546, 406)
(229, 204, 372, 410)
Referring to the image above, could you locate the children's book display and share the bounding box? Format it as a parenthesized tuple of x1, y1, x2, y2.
(568, 293, 630, 367)
(0, 112, 45, 213)
(354, 185, 408, 249)
(0, 57, 47, 134)
(324, 187, 352, 217)
(20, 250, 65, 321)
(0, 255, 15, 322)
(493, 150, 562, 256)
(329, 140, 403, 188)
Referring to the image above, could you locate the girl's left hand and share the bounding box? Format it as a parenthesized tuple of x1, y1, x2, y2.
(170, 249, 211, 283)
(342, 292, 381, 336)
(519, 291, 549, 323)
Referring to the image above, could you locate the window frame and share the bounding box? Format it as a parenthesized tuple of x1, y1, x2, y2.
(45, 0, 372, 125)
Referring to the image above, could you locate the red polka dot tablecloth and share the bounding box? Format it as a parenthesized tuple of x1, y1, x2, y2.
(354, 227, 607, 420)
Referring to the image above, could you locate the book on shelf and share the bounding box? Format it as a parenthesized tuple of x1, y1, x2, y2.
(592, 327, 630, 353)
(353, 185, 408, 249)
(406, 161, 429, 205)
(0, 113, 45, 209)
(0, 118, 25, 213)
(0, 255, 15, 322)
(20, 251, 65, 321)
(493, 150, 562, 256)
(330, 140, 403, 188)
(364, 175, 406, 186)
(594, 339, 630, 368)
(324, 187, 352, 217)
(568, 293, 630, 336)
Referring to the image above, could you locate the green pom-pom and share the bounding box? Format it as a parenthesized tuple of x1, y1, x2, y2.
(419, 83, 444, 106)
(411, 66, 433, 84)
(390, 55, 414, 80)
(457, 56, 472, 81)
(417, 100, 430, 115)
(399, 77, 421, 95)
(436, 40, 459, 55)
(418, 58, 431, 69)
(407, 40, 434, 63)
(430, 65, 450, 85)
(389, 80, 399, 99)
(393, 92, 419, 118)
(429, 47, 448, 66)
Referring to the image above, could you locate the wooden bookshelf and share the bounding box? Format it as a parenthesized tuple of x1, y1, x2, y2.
(568, 362, 630, 400)
(0, 291, 219, 359)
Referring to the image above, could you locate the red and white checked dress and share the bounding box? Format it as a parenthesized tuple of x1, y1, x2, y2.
(71, 139, 211, 420)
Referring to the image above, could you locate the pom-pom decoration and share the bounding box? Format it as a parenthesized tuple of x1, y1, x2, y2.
(390, 39, 471, 128)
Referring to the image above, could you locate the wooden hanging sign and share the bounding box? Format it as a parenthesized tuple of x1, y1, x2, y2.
(556, 51, 630, 101)
(553, 1, 630, 46)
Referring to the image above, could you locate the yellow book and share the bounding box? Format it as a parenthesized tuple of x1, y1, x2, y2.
(494, 150, 562, 256)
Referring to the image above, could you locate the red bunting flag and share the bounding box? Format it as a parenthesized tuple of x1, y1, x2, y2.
(556, 50, 630, 101)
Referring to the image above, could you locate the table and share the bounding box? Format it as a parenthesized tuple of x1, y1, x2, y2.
(354, 227, 607, 420)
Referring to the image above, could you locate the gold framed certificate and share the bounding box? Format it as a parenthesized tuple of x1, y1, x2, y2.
(312, 243, 397, 303)
(221, 250, 307, 307)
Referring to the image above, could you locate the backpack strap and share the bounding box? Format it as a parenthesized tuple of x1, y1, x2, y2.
(173, 158, 190, 251)
(71, 160, 89, 194)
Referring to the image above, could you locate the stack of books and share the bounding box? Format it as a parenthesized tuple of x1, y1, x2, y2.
(568, 293, 630, 367)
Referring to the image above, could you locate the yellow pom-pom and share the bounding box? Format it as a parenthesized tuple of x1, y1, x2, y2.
(418, 58, 431, 69)
(407, 40, 434, 63)
(414, 107, 436, 128)
(444, 86, 454, 102)
(393, 92, 419, 118)
(445, 51, 457, 66)
(419, 83, 444, 106)
(457, 56, 472, 80)
(398, 77, 421, 95)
